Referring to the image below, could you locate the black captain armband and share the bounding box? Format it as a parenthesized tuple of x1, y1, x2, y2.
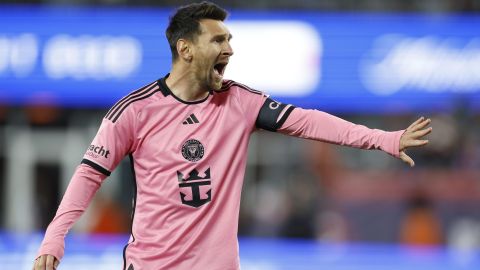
(255, 97, 295, 132)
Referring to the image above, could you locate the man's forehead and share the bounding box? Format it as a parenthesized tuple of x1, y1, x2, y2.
(199, 19, 231, 36)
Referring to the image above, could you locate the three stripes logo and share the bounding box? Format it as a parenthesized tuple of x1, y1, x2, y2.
(105, 82, 159, 123)
(183, 114, 200, 125)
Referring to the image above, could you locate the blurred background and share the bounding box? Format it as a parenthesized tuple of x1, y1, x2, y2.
(1, 0, 480, 269)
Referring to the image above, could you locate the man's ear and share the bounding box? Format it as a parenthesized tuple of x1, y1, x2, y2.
(177, 39, 193, 62)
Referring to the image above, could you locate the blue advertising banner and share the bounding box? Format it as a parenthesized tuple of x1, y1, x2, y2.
(0, 6, 479, 112)
(1, 233, 479, 270)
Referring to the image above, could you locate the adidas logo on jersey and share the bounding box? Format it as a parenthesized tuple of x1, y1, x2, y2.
(183, 114, 199, 125)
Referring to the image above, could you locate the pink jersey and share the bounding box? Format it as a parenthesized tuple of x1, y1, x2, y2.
(38, 75, 404, 270)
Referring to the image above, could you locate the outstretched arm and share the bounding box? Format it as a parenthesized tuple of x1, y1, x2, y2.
(276, 107, 431, 165)
(277, 107, 404, 157)
(398, 117, 432, 167)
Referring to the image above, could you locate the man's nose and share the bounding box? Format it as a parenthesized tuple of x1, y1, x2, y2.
(223, 42, 234, 56)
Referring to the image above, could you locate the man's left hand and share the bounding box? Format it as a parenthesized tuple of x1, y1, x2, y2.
(399, 117, 432, 167)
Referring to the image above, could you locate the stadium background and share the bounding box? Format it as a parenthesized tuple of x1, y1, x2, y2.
(1, 0, 480, 269)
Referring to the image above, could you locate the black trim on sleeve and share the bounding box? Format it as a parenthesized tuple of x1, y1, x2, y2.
(81, 159, 111, 176)
(275, 105, 295, 129)
(255, 98, 295, 132)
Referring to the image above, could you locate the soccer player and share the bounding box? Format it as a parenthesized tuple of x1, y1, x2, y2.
(33, 2, 432, 270)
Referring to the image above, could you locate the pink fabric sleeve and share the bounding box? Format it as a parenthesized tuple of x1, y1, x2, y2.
(36, 164, 107, 260)
(37, 105, 136, 260)
(231, 83, 268, 131)
(278, 108, 405, 157)
(83, 108, 136, 173)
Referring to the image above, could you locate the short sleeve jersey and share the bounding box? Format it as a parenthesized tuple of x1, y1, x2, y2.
(81, 75, 294, 270)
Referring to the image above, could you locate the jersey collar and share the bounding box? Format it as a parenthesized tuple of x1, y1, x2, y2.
(157, 74, 212, 105)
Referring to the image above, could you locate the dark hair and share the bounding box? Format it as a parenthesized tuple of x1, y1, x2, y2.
(166, 1, 228, 61)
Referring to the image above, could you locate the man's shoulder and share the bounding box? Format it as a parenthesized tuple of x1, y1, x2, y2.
(104, 80, 163, 123)
(217, 80, 263, 96)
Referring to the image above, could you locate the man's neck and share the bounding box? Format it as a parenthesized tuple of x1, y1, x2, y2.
(165, 66, 209, 102)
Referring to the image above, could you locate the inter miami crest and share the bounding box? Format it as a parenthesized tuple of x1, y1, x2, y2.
(177, 168, 211, 208)
(181, 139, 204, 162)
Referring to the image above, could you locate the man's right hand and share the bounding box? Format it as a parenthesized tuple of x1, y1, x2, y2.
(33, 254, 60, 270)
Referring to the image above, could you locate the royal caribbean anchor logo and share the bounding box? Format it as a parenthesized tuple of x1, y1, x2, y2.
(177, 168, 211, 208)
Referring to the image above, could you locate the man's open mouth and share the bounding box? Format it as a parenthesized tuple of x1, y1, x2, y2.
(213, 63, 227, 77)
